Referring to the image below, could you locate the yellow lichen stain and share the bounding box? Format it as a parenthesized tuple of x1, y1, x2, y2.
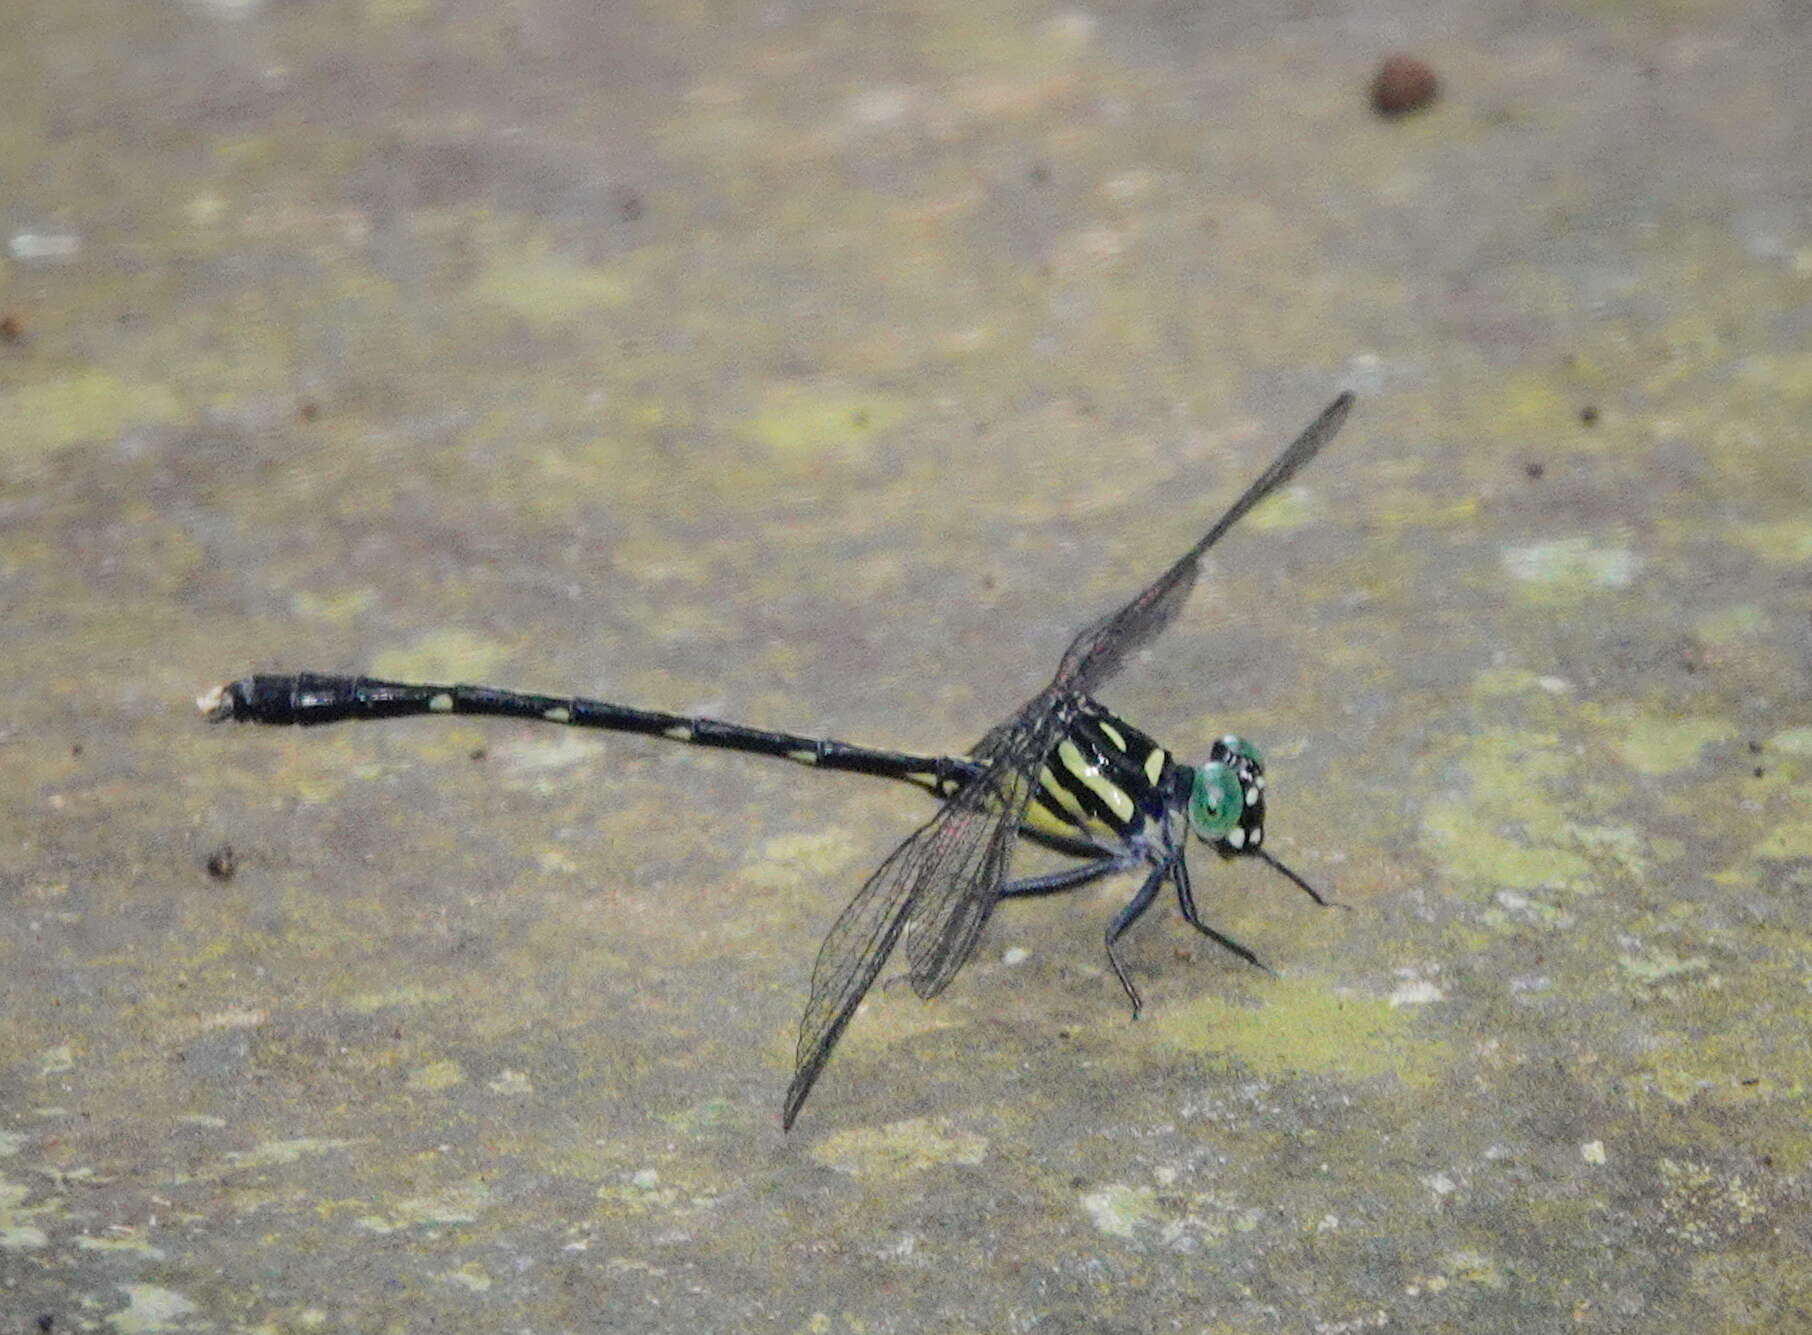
(1078, 1182, 1160, 1240)
(469, 241, 639, 326)
(1243, 484, 1321, 534)
(0, 372, 185, 460)
(1732, 518, 1812, 564)
(1618, 948, 1711, 985)
(1441, 1248, 1508, 1289)
(1370, 492, 1481, 533)
(1693, 603, 1770, 647)
(1608, 713, 1737, 775)
(595, 1167, 718, 1216)
(407, 1058, 465, 1091)
(291, 587, 379, 623)
(739, 830, 864, 891)
(77, 1232, 165, 1258)
(370, 629, 512, 684)
(356, 1181, 492, 1233)
(1689, 1249, 1812, 1329)
(439, 1262, 492, 1292)
(365, 0, 431, 23)
(0, 1178, 51, 1250)
(810, 1117, 987, 1178)
(1766, 727, 1812, 757)
(1152, 982, 1449, 1090)
(343, 983, 449, 1014)
(1756, 822, 1812, 859)
(107, 1284, 199, 1334)
(1421, 727, 1592, 893)
(743, 383, 906, 470)
(213, 1139, 357, 1174)
(1658, 1158, 1767, 1247)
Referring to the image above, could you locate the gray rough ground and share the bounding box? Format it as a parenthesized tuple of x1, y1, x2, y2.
(2, 1, 1810, 1331)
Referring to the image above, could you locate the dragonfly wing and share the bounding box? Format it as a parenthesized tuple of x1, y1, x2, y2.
(784, 769, 1021, 1129)
(902, 692, 1070, 998)
(783, 690, 1070, 1128)
(1054, 392, 1353, 696)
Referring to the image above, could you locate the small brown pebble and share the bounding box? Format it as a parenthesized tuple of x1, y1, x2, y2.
(1371, 54, 1439, 117)
(0, 313, 22, 342)
(1579, 405, 1599, 426)
(205, 845, 238, 880)
(297, 401, 320, 423)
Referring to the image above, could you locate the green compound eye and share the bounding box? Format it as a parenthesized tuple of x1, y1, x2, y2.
(1187, 761, 1245, 840)
(1217, 734, 1263, 769)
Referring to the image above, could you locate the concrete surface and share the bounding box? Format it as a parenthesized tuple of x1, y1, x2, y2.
(2, 0, 1809, 1331)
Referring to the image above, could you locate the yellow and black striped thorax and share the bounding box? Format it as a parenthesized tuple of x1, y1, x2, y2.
(1019, 700, 1175, 846)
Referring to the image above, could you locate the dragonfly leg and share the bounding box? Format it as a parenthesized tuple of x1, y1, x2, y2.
(1105, 862, 1171, 1017)
(1173, 856, 1272, 974)
(997, 857, 1124, 898)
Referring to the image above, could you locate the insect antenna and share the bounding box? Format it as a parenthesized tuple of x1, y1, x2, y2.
(1253, 848, 1344, 909)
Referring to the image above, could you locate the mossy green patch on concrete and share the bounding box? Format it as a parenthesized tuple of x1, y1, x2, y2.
(1610, 713, 1738, 775)
(810, 1117, 988, 1178)
(1152, 982, 1449, 1089)
(0, 373, 185, 460)
(1420, 726, 1593, 893)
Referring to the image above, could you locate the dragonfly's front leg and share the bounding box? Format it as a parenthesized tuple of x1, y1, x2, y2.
(1172, 854, 1271, 973)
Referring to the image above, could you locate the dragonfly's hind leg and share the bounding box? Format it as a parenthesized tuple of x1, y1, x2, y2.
(996, 858, 1124, 898)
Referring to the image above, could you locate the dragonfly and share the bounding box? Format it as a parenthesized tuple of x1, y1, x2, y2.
(200, 391, 1354, 1128)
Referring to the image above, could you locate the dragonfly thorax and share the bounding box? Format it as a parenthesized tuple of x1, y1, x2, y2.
(1186, 734, 1267, 854)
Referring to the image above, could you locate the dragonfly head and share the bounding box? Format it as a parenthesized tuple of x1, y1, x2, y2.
(1186, 735, 1267, 855)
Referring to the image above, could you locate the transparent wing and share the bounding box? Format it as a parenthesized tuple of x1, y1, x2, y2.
(900, 693, 1068, 998)
(782, 689, 1069, 1129)
(782, 760, 1035, 1129)
(1053, 392, 1353, 697)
